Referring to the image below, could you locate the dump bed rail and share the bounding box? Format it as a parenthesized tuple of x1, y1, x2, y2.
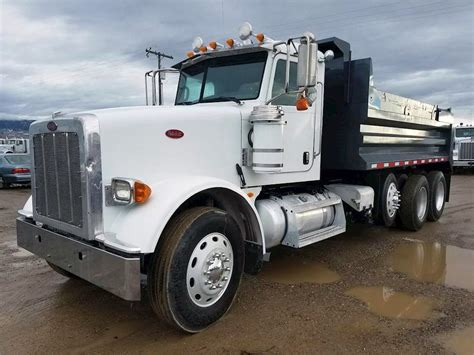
(317, 37, 453, 172)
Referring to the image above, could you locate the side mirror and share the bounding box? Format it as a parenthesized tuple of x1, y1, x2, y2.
(297, 32, 317, 88)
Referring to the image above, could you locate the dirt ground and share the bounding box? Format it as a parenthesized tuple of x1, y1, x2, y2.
(1, 176, 473, 354)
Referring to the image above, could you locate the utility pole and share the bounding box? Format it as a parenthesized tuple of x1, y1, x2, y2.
(146, 48, 173, 105)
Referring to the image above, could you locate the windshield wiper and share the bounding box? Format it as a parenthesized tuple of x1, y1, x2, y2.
(200, 96, 242, 105)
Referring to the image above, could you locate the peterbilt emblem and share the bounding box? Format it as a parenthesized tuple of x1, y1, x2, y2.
(47, 121, 58, 131)
(165, 129, 184, 139)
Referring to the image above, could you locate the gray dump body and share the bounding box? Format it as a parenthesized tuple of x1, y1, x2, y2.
(318, 38, 453, 172)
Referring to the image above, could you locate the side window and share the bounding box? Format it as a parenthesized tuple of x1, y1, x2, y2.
(176, 72, 204, 103)
(271, 60, 298, 106)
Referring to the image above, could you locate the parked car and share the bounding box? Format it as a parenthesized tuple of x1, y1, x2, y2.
(0, 154, 31, 188)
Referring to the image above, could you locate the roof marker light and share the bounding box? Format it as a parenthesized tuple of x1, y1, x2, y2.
(199, 46, 208, 53)
(226, 38, 235, 48)
(186, 51, 195, 58)
(256, 33, 265, 43)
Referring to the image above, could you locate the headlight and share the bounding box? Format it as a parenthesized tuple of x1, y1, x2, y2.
(112, 179, 133, 203)
(107, 178, 152, 206)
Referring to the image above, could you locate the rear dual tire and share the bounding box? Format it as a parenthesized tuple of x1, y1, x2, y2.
(372, 173, 400, 227)
(399, 175, 429, 231)
(426, 171, 446, 222)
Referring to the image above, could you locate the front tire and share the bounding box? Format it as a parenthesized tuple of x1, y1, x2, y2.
(47, 261, 79, 279)
(399, 175, 429, 231)
(147, 207, 244, 333)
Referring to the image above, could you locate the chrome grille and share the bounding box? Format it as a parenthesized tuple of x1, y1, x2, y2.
(459, 142, 474, 160)
(33, 132, 83, 227)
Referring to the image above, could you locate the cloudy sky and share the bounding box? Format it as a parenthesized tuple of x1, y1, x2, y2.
(1, 0, 473, 123)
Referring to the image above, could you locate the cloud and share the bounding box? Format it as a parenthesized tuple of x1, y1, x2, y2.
(1, 0, 473, 123)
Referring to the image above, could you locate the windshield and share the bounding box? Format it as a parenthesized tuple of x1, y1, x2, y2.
(175, 51, 268, 105)
(4, 155, 30, 165)
(455, 128, 474, 138)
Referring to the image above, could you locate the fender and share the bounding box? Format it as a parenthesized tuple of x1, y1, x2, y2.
(105, 176, 265, 254)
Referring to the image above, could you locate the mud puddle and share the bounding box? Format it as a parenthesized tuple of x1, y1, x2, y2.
(259, 255, 340, 285)
(436, 325, 474, 355)
(390, 239, 474, 291)
(345, 286, 436, 320)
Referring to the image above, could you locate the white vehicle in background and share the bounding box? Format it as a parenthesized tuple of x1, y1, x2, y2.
(453, 125, 474, 168)
(17, 23, 454, 333)
(0, 138, 30, 154)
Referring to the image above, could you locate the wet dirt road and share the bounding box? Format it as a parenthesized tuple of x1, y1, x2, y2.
(1, 176, 473, 354)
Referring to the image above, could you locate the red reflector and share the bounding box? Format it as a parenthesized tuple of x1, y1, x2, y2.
(12, 168, 30, 174)
(165, 129, 184, 139)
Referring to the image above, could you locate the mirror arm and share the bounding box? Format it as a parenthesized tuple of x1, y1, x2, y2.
(304, 33, 312, 88)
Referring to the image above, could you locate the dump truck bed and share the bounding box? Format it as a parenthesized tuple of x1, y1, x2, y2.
(317, 38, 453, 172)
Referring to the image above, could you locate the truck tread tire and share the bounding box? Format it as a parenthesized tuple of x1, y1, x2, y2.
(399, 175, 429, 231)
(147, 207, 244, 333)
(47, 261, 79, 279)
(426, 171, 446, 222)
(395, 174, 408, 226)
(373, 173, 399, 227)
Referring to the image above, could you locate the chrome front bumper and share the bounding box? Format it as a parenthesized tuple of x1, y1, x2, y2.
(16, 217, 141, 301)
(453, 160, 474, 167)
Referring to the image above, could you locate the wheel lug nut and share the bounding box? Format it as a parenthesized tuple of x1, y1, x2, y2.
(224, 258, 230, 262)
(223, 277, 228, 281)
(225, 267, 231, 271)
(205, 280, 212, 285)
(217, 284, 223, 288)
(210, 285, 217, 290)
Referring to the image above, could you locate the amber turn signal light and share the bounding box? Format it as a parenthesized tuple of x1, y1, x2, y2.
(134, 181, 152, 204)
(226, 38, 234, 48)
(296, 97, 310, 111)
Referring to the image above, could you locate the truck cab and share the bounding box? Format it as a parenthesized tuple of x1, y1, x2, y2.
(453, 125, 474, 167)
(17, 22, 453, 333)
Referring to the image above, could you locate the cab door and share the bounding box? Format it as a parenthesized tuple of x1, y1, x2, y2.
(268, 58, 315, 172)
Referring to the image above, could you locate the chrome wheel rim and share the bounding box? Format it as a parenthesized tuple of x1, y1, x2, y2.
(386, 182, 401, 218)
(186, 232, 233, 308)
(435, 181, 445, 211)
(416, 186, 428, 220)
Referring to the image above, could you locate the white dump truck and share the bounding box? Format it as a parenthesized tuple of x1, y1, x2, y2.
(453, 124, 474, 167)
(17, 23, 453, 332)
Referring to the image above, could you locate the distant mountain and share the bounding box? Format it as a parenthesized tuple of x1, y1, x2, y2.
(0, 119, 35, 136)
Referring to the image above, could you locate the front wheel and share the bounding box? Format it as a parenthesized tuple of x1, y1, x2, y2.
(147, 207, 244, 333)
(47, 261, 79, 279)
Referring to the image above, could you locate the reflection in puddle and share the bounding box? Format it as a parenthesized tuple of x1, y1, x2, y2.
(437, 325, 474, 355)
(391, 239, 474, 291)
(259, 256, 340, 285)
(346, 286, 435, 320)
